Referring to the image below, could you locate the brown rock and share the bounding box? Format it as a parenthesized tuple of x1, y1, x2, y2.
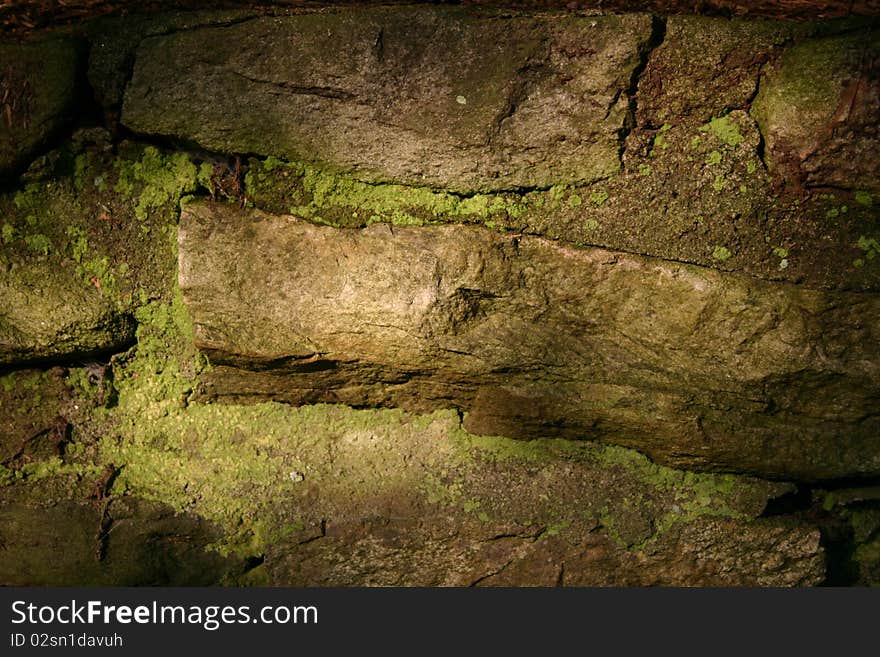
(637, 16, 796, 127)
(121, 8, 653, 193)
(0, 38, 82, 176)
(0, 495, 243, 585)
(178, 201, 880, 480)
(751, 27, 880, 191)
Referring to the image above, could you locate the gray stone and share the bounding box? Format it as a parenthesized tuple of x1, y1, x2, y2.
(0, 39, 82, 176)
(179, 201, 880, 481)
(86, 10, 258, 116)
(122, 8, 653, 193)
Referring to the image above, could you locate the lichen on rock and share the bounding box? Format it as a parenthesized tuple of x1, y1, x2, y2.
(0, 139, 206, 365)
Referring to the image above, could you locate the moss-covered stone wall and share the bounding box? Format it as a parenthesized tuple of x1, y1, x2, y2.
(1, 5, 878, 586)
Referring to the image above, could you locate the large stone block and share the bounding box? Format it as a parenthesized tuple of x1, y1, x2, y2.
(751, 27, 880, 191)
(179, 201, 880, 480)
(0, 141, 189, 366)
(121, 8, 653, 193)
(0, 39, 82, 176)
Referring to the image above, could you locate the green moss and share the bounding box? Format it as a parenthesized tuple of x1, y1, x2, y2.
(4, 456, 100, 487)
(638, 164, 652, 176)
(65, 368, 99, 397)
(584, 219, 600, 231)
(0, 464, 15, 486)
(855, 190, 873, 207)
(73, 153, 89, 192)
(246, 157, 526, 229)
(0, 371, 15, 393)
(705, 150, 723, 166)
(540, 521, 570, 538)
(454, 427, 586, 463)
(1, 222, 14, 243)
(66, 225, 89, 263)
(701, 114, 744, 148)
(712, 245, 732, 261)
(712, 175, 727, 192)
(856, 235, 879, 264)
(773, 247, 789, 259)
(115, 146, 202, 221)
(652, 132, 670, 153)
(24, 233, 51, 256)
(567, 194, 582, 208)
(549, 184, 567, 201)
(590, 190, 609, 206)
(595, 445, 748, 547)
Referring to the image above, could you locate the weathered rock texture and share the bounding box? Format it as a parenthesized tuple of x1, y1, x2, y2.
(636, 16, 796, 128)
(0, 38, 83, 175)
(86, 10, 258, 120)
(0, 359, 824, 586)
(0, 7, 878, 587)
(180, 202, 880, 481)
(0, 139, 194, 365)
(752, 26, 880, 192)
(3, 1, 877, 35)
(0, 495, 243, 585)
(118, 8, 880, 290)
(122, 9, 653, 193)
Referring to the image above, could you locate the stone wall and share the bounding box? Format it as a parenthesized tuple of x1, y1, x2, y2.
(0, 5, 878, 585)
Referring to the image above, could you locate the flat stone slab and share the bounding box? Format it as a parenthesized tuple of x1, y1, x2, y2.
(122, 8, 652, 193)
(179, 201, 880, 480)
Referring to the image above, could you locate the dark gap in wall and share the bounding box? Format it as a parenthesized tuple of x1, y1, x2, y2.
(761, 485, 813, 516)
(0, 331, 137, 377)
(819, 516, 860, 586)
(759, 478, 880, 586)
(618, 13, 666, 160)
(0, 37, 100, 190)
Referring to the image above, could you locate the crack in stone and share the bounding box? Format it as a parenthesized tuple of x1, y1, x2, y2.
(618, 14, 668, 163)
(228, 70, 356, 101)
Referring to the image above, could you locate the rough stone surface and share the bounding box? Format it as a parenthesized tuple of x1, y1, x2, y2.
(0, 261, 134, 366)
(180, 202, 880, 481)
(0, 139, 192, 366)
(0, 38, 83, 176)
(122, 8, 653, 193)
(86, 10, 258, 122)
(813, 486, 880, 585)
(751, 27, 880, 191)
(242, 110, 880, 293)
(71, 382, 828, 586)
(636, 16, 796, 128)
(521, 111, 880, 292)
(0, 355, 822, 585)
(0, 368, 72, 466)
(0, 495, 244, 585)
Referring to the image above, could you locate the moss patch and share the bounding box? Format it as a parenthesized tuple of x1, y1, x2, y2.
(701, 115, 745, 148)
(244, 156, 527, 228)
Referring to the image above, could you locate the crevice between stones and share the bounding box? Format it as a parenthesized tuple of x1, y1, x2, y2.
(617, 13, 667, 164)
